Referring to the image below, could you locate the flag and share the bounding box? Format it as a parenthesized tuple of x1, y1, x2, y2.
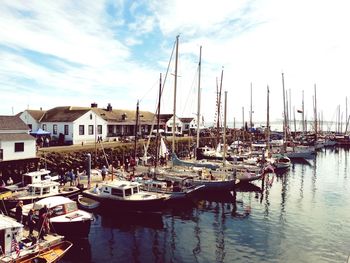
(11, 238, 20, 256)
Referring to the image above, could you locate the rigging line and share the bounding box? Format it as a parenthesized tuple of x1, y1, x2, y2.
(144, 38, 177, 155)
(181, 65, 199, 116)
(139, 78, 160, 103)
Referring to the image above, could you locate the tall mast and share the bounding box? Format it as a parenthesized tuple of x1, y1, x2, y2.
(223, 91, 227, 165)
(196, 46, 202, 150)
(216, 68, 223, 147)
(282, 73, 287, 151)
(155, 73, 162, 169)
(302, 90, 305, 136)
(133, 100, 139, 166)
(266, 86, 270, 153)
(172, 35, 179, 156)
(250, 82, 253, 129)
(314, 84, 317, 139)
(242, 106, 245, 142)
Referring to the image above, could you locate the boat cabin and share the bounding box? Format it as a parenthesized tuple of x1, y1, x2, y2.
(0, 215, 23, 255)
(31, 196, 78, 218)
(22, 169, 58, 185)
(99, 181, 141, 198)
(142, 180, 168, 192)
(27, 181, 60, 197)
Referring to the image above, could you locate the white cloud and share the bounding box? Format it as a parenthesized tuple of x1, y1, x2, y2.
(1, 0, 350, 128)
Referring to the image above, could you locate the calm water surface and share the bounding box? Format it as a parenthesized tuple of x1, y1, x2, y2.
(62, 147, 350, 263)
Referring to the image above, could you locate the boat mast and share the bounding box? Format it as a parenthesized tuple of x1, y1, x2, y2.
(266, 86, 270, 153)
(196, 46, 202, 152)
(155, 73, 162, 169)
(302, 90, 305, 137)
(242, 106, 245, 142)
(133, 100, 139, 176)
(216, 68, 223, 147)
(172, 35, 179, 157)
(223, 91, 227, 166)
(282, 73, 287, 152)
(250, 82, 253, 129)
(314, 84, 317, 140)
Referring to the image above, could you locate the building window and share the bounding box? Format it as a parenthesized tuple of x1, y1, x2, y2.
(64, 125, 69, 135)
(79, 125, 85, 135)
(14, 142, 24, 152)
(90, 113, 93, 120)
(42, 124, 47, 130)
(28, 124, 32, 131)
(98, 125, 102, 135)
(0, 149, 3, 161)
(88, 125, 94, 135)
(185, 124, 189, 129)
(53, 124, 58, 135)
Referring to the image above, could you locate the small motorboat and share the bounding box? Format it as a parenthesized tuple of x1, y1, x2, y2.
(77, 195, 100, 210)
(20, 240, 73, 263)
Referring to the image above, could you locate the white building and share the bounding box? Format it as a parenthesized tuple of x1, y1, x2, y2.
(19, 109, 46, 132)
(0, 115, 36, 161)
(158, 114, 183, 136)
(39, 106, 107, 145)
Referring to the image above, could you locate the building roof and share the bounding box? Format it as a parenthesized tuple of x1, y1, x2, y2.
(92, 108, 154, 123)
(158, 114, 173, 123)
(0, 115, 30, 130)
(40, 106, 90, 122)
(27, 110, 47, 121)
(39, 105, 155, 124)
(179, 117, 194, 123)
(0, 133, 35, 141)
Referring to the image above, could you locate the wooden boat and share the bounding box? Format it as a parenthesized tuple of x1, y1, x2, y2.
(83, 180, 168, 213)
(77, 195, 100, 210)
(2, 181, 80, 209)
(134, 177, 205, 202)
(0, 214, 67, 263)
(19, 240, 73, 263)
(271, 154, 291, 169)
(15, 196, 93, 238)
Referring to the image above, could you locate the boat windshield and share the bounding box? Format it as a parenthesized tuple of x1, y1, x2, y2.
(51, 205, 65, 216)
(124, 188, 132, 197)
(65, 202, 78, 213)
(133, 187, 138, 194)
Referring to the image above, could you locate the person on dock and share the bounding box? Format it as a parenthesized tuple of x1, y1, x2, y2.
(27, 209, 36, 236)
(68, 169, 75, 186)
(93, 184, 100, 194)
(101, 165, 108, 181)
(38, 205, 50, 240)
(7, 177, 13, 185)
(15, 201, 23, 223)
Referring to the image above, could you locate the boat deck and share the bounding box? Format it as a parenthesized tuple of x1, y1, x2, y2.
(0, 227, 64, 263)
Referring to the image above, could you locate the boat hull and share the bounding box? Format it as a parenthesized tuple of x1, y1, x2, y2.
(83, 192, 166, 213)
(50, 219, 91, 238)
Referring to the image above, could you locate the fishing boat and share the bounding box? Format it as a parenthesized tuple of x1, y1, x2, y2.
(17, 196, 93, 238)
(134, 177, 205, 202)
(82, 180, 168, 213)
(271, 154, 291, 170)
(2, 181, 80, 210)
(77, 195, 100, 210)
(0, 214, 69, 263)
(19, 240, 73, 263)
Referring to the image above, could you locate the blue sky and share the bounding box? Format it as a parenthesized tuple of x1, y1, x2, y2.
(1, 0, 350, 128)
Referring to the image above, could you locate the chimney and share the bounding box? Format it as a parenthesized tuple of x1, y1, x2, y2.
(107, 103, 112, 111)
(91, 102, 98, 108)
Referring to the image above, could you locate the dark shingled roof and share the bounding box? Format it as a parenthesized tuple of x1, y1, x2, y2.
(0, 133, 35, 141)
(179, 117, 194, 123)
(0, 116, 29, 130)
(41, 107, 90, 122)
(93, 108, 154, 123)
(27, 110, 46, 121)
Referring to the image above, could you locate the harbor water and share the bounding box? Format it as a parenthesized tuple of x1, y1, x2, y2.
(62, 147, 350, 263)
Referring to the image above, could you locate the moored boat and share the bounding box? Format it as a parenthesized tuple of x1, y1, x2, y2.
(77, 195, 100, 210)
(1, 181, 80, 210)
(83, 180, 168, 213)
(15, 196, 93, 238)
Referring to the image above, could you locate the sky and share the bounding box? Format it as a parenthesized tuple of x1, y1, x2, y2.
(1, 0, 350, 128)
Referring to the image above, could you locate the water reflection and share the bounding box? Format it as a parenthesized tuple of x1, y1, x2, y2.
(61, 238, 91, 263)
